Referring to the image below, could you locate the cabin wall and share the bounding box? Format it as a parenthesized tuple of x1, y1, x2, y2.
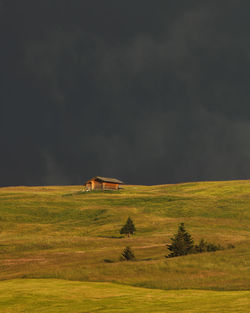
(103, 182, 119, 190)
(85, 180, 120, 190)
(86, 182, 92, 190)
(93, 180, 103, 190)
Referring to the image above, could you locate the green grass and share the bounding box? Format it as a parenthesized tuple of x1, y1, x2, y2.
(0, 279, 249, 313)
(0, 181, 250, 311)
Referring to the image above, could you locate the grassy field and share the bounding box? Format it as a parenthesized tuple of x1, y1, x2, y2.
(0, 279, 249, 313)
(0, 181, 250, 311)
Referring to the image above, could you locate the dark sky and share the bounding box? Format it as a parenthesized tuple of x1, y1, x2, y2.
(2, 0, 250, 186)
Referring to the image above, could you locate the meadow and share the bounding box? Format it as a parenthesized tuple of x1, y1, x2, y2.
(0, 181, 250, 311)
(0, 279, 249, 313)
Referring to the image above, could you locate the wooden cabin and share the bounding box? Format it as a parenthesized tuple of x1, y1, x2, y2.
(85, 176, 124, 191)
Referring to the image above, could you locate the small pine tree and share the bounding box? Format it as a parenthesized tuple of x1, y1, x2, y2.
(166, 223, 194, 258)
(120, 217, 136, 237)
(120, 246, 135, 261)
(194, 238, 207, 253)
(194, 238, 224, 253)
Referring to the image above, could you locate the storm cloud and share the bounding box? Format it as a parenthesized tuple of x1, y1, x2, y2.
(2, 0, 250, 185)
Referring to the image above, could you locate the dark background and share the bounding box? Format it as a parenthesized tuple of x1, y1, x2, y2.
(1, 0, 250, 186)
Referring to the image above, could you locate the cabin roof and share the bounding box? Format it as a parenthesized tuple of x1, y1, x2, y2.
(86, 176, 124, 184)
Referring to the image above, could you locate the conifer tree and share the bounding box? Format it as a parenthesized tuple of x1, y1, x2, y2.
(194, 239, 223, 253)
(120, 246, 135, 261)
(166, 223, 194, 258)
(120, 217, 136, 237)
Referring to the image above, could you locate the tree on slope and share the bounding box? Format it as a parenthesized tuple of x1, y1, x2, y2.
(120, 246, 135, 261)
(166, 223, 194, 258)
(120, 217, 136, 237)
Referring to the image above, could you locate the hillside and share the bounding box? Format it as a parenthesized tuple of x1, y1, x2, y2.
(0, 279, 249, 313)
(0, 181, 250, 311)
(0, 181, 250, 289)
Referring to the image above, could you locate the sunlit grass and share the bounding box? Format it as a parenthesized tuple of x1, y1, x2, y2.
(0, 279, 249, 313)
(0, 181, 250, 291)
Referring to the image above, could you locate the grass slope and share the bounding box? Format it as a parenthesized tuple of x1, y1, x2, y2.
(0, 181, 250, 291)
(0, 279, 249, 313)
